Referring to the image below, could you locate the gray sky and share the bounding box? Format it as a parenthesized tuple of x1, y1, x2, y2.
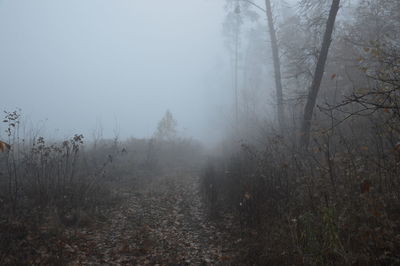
(0, 0, 230, 141)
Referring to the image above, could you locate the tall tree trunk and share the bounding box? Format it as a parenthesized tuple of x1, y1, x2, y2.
(265, 0, 284, 132)
(234, 7, 240, 123)
(300, 0, 340, 148)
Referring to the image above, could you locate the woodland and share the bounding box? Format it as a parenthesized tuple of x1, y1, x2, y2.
(1, 0, 400, 265)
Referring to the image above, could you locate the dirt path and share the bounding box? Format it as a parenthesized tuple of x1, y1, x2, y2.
(69, 174, 237, 265)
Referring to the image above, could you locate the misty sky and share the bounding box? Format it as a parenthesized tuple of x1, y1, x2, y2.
(0, 0, 233, 141)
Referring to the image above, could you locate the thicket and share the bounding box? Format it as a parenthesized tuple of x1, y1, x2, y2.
(201, 0, 400, 265)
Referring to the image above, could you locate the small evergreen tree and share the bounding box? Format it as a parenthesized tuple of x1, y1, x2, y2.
(154, 110, 178, 141)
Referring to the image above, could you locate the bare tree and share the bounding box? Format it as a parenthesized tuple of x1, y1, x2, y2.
(300, 0, 341, 148)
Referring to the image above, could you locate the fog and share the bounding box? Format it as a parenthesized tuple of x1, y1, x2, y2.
(2, 0, 399, 264)
(0, 0, 231, 141)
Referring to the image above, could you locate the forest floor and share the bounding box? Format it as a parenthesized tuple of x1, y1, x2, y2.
(64, 173, 241, 265)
